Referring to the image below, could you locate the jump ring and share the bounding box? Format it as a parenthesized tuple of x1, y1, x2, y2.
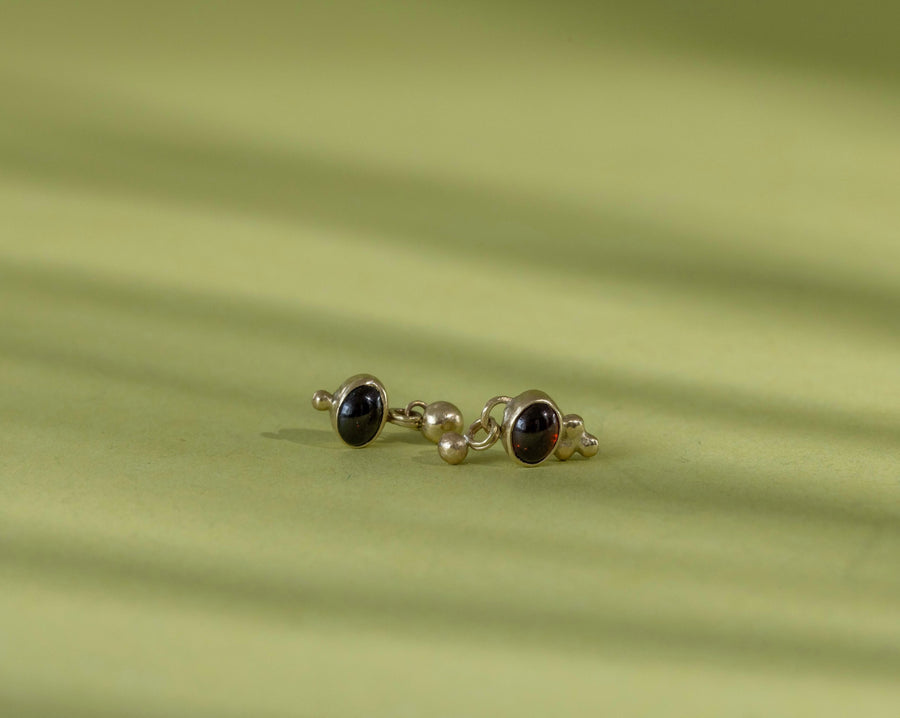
(405, 400, 427, 418)
(388, 408, 421, 429)
(465, 417, 500, 451)
(480, 396, 512, 431)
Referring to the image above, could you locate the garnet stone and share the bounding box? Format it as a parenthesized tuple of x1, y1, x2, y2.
(337, 385, 384, 446)
(510, 402, 560, 464)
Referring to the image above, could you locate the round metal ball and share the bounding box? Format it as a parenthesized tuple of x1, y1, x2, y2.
(311, 390, 334, 411)
(420, 401, 465, 443)
(438, 432, 469, 465)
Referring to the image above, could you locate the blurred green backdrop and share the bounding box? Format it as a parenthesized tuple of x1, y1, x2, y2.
(1, 1, 899, 716)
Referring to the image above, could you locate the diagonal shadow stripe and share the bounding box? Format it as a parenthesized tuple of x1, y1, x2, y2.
(0, 691, 214, 718)
(482, 0, 900, 90)
(1, 259, 898, 533)
(2, 258, 898, 453)
(1, 527, 898, 680)
(0, 82, 897, 339)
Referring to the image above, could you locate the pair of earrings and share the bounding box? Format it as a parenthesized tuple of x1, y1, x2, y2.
(312, 374, 599, 466)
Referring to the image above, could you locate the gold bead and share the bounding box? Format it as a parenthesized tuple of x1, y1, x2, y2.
(311, 390, 334, 411)
(420, 401, 464, 443)
(438, 432, 468, 464)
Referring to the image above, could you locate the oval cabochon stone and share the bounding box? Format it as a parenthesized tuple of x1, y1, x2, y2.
(337, 385, 384, 446)
(510, 402, 560, 464)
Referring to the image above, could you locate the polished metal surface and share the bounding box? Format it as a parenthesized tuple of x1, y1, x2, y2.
(555, 414, 600, 461)
(420, 401, 465, 444)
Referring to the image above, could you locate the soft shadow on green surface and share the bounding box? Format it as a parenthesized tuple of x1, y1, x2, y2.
(2, 258, 898, 546)
(3, 259, 898, 454)
(1, 522, 898, 679)
(496, 0, 900, 87)
(1, 2, 899, 715)
(1, 86, 898, 339)
(262, 427, 432, 448)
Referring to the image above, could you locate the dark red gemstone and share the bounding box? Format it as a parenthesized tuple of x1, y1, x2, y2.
(511, 403, 560, 464)
(337, 385, 384, 446)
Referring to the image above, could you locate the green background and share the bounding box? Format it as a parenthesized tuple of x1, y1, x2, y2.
(1, 1, 899, 715)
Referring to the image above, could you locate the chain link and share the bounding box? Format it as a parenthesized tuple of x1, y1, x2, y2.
(388, 400, 426, 429)
(480, 395, 512, 431)
(463, 395, 511, 451)
(464, 417, 501, 451)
